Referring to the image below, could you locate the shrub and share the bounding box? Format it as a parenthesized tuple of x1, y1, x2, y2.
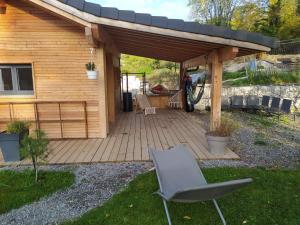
(208, 117, 239, 137)
(7, 120, 30, 135)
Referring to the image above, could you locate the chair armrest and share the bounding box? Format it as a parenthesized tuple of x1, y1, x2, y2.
(169, 178, 253, 202)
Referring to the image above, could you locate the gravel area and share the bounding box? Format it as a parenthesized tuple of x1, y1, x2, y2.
(192, 110, 300, 169)
(231, 125, 300, 169)
(0, 162, 152, 225)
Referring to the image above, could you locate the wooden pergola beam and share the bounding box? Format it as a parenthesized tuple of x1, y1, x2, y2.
(0, 0, 6, 14)
(85, 26, 98, 47)
(85, 24, 120, 56)
(182, 47, 239, 69)
(218, 47, 239, 62)
(182, 54, 208, 69)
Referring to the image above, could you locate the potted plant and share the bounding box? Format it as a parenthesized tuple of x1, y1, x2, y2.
(206, 117, 238, 155)
(86, 62, 97, 79)
(0, 120, 30, 162)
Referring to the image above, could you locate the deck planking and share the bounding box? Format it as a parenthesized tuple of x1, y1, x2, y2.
(0, 110, 239, 165)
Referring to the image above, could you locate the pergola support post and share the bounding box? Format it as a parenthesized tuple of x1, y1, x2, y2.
(210, 50, 223, 131)
(182, 47, 238, 132)
(0, 0, 6, 14)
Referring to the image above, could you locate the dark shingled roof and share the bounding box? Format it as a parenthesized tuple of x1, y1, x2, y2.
(59, 0, 278, 49)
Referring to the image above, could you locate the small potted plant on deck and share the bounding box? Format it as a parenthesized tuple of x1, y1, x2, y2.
(206, 117, 238, 155)
(0, 120, 30, 162)
(86, 62, 98, 80)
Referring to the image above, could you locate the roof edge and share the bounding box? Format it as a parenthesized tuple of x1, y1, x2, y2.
(29, 0, 276, 51)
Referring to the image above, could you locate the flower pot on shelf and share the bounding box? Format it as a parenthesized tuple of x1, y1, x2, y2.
(206, 134, 230, 155)
(86, 70, 98, 80)
(0, 132, 21, 162)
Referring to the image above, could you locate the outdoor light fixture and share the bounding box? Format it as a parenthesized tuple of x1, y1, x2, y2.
(0, 0, 6, 14)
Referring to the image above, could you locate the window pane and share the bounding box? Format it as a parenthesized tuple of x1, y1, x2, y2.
(0, 68, 13, 91)
(17, 68, 33, 91)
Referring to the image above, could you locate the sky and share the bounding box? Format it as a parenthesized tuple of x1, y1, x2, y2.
(87, 0, 191, 21)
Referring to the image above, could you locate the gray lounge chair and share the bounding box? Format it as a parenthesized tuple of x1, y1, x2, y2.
(150, 145, 253, 225)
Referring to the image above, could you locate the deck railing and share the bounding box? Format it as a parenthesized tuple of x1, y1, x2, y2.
(0, 101, 88, 139)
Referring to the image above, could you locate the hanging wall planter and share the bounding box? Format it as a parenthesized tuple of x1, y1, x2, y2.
(86, 62, 98, 80)
(86, 70, 98, 80)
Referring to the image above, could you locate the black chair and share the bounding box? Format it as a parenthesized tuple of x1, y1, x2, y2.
(268, 97, 281, 113)
(246, 95, 260, 111)
(280, 99, 292, 114)
(230, 96, 244, 110)
(277, 99, 293, 121)
(261, 95, 270, 110)
(221, 98, 230, 111)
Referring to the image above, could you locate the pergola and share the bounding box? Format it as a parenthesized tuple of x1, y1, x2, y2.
(24, 0, 277, 131)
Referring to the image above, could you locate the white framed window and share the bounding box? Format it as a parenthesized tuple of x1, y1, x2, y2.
(0, 64, 34, 95)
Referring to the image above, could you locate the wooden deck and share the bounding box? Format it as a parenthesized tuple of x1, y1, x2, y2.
(0, 110, 239, 165)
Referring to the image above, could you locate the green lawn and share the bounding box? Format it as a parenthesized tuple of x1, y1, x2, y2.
(224, 71, 300, 86)
(0, 170, 74, 214)
(223, 71, 246, 80)
(64, 167, 300, 225)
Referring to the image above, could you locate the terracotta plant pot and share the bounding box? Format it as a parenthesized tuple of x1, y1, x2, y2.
(206, 134, 230, 155)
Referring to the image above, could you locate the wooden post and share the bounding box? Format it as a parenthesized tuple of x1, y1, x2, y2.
(181, 47, 238, 131)
(210, 50, 223, 131)
(179, 62, 185, 109)
(58, 103, 63, 139)
(83, 101, 88, 139)
(207, 63, 212, 84)
(96, 46, 109, 138)
(106, 53, 116, 123)
(0, 0, 6, 14)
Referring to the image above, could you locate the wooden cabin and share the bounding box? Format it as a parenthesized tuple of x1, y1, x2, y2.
(0, 0, 277, 139)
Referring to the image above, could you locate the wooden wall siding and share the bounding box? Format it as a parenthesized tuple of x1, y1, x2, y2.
(0, 0, 105, 138)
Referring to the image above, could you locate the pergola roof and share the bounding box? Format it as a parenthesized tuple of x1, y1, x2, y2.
(29, 0, 278, 62)
(58, 0, 277, 49)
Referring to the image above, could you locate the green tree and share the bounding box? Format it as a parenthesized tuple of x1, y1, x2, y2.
(21, 130, 49, 182)
(121, 55, 154, 75)
(189, 0, 300, 40)
(188, 0, 243, 27)
(277, 0, 300, 39)
(231, 2, 266, 31)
